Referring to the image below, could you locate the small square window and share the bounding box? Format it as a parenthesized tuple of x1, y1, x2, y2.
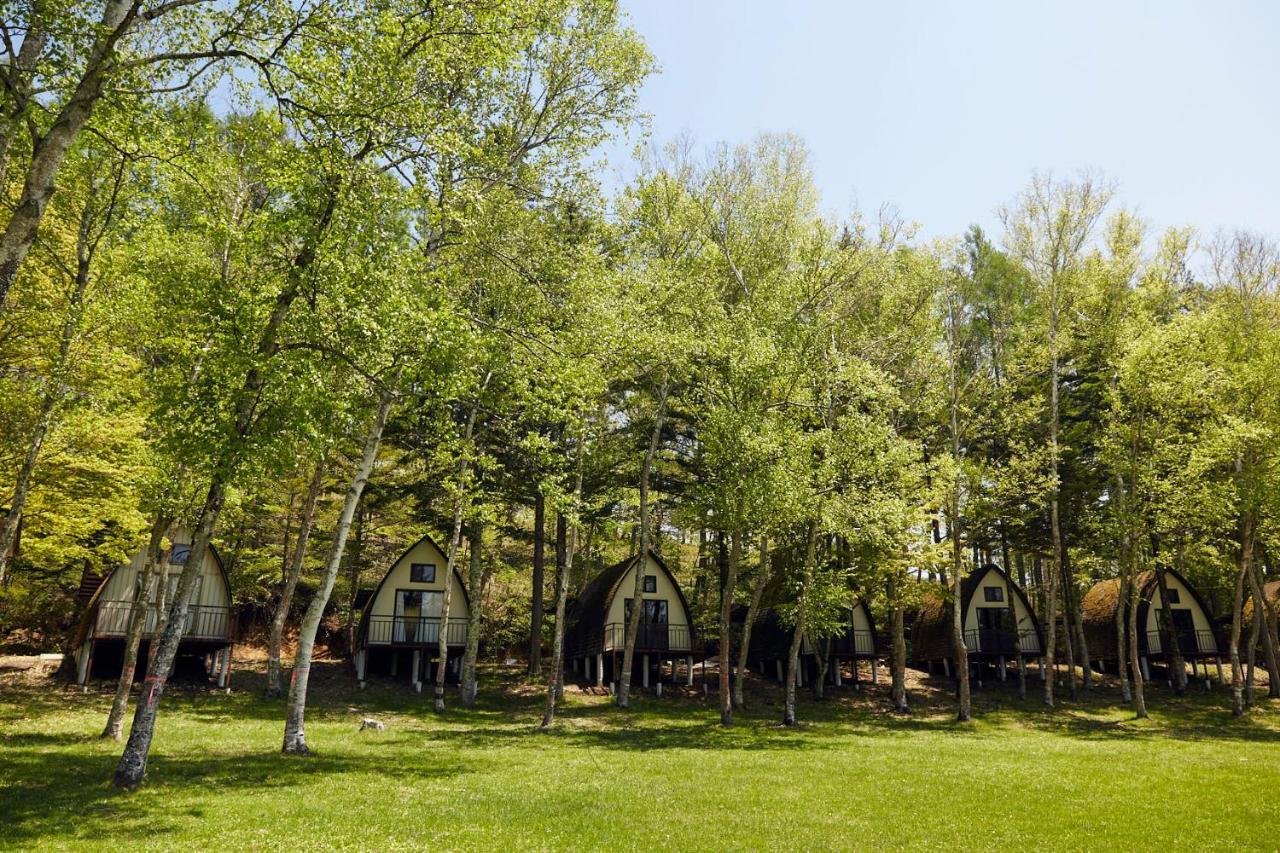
(984, 587, 1004, 603)
(410, 563, 436, 583)
(1165, 588, 1181, 605)
(169, 544, 191, 565)
(643, 575, 657, 593)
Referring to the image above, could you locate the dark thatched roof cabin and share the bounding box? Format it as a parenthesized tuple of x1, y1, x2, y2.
(910, 564, 1043, 663)
(1081, 569, 1221, 661)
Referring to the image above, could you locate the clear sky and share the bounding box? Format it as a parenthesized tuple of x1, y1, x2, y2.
(608, 1, 1280, 242)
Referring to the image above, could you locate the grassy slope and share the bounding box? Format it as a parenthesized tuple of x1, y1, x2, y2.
(2, 663, 1279, 851)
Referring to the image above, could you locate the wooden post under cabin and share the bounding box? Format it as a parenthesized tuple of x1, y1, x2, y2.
(685, 655, 694, 686)
(597, 653, 605, 687)
(412, 650, 421, 691)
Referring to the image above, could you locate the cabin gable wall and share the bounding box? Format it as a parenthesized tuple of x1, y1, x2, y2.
(368, 538, 468, 620)
(603, 555, 690, 627)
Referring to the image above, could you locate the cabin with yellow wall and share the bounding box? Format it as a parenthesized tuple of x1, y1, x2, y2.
(354, 533, 470, 689)
(565, 551, 704, 690)
(68, 526, 234, 686)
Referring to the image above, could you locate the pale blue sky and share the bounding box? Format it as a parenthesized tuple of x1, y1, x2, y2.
(609, 1, 1280, 241)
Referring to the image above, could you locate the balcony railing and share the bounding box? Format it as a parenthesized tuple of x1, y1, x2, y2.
(1145, 629, 1217, 656)
(824, 630, 876, 656)
(963, 628, 1042, 655)
(366, 616, 467, 647)
(94, 600, 230, 641)
(601, 622, 694, 653)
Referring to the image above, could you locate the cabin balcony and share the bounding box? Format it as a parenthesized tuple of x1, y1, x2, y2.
(823, 630, 876, 657)
(599, 622, 696, 654)
(93, 600, 231, 642)
(365, 616, 467, 647)
(962, 628, 1043, 656)
(1145, 629, 1219, 657)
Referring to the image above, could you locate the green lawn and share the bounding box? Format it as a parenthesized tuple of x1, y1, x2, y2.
(3, 663, 1279, 851)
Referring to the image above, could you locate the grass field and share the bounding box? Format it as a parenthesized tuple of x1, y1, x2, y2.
(2, 659, 1279, 851)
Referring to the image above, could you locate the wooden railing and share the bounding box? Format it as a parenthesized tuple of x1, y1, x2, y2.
(601, 622, 695, 653)
(366, 616, 467, 647)
(94, 600, 230, 641)
(825, 630, 876, 656)
(963, 628, 1042, 655)
(1145, 629, 1217, 655)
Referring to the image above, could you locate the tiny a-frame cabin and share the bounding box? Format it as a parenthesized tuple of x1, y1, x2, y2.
(353, 533, 470, 690)
(565, 550, 705, 691)
(736, 600, 880, 688)
(69, 526, 235, 686)
(1081, 569, 1222, 683)
(910, 564, 1044, 682)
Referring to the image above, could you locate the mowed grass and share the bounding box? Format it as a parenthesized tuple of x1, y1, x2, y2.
(3, 662, 1279, 851)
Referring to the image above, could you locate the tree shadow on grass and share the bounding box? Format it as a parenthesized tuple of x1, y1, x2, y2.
(0, 740, 476, 847)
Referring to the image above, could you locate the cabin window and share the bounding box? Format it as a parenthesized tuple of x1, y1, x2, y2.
(1165, 588, 1181, 605)
(169, 544, 191, 565)
(624, 599, 669, 624)
(984, 587, 1004, 603)
(410, 563, 437, 583)
(643, 575, 657, 593)
(396, 589, 442, 617)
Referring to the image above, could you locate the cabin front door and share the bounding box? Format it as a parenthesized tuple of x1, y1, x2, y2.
(976, 607, 1013, 654)
(1169, 609, 1198, 655)
(395, 590, 441, 643)
(625, 599, 670, 650)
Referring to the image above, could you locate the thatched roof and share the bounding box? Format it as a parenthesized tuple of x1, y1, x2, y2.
(1080, 569, 1219, 661)
(909, 564, 1041, 661)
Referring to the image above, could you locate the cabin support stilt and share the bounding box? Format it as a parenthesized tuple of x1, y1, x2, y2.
(942, 657, 950, 677)
(642, 654, 650, 688)
(998, 656, 1007, 682)
(834, 659, 842, 686)
(1140, 656, 1151, 682)
(1215, 657, 1224, 684)
(871, 657, 878, 684)
(596, 653, 605, 687)
(685, 655, 694, 686)
(412, 650, 421, 691)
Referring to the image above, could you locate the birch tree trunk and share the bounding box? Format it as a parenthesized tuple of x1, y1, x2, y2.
(541, 432, 584, 727)
(0, 0, 137, 312)
(782, 521, 818, 726)
(1127, 572, 1148, 718)
(528, 491, 545, 675)
(1228, 509, 1253, 717)
(618, 381, 668, 709)
(732, 536, 769, 711)
(949, 495, 971, 722)
(553, 514, 567, 702)
(888, 572, 909, 713)
(460, 518, 485, 707)
(1116, 574, 1132, 704)
(1154, 567, 1187, 695)
(433, 394, 485, 713)
(718, 530, 742, 725)
(101, 516, 169, 740)
(1246, 564, 1280, 697)
(267, 455, 326, 697)
(282, 390, 391, 754)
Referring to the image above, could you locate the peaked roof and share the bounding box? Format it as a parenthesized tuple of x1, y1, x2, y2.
(565, 550, 693, 654)
(910, 564, 1043, 661)
(1081, 568, 1218, 659)
(70, 528, 231, 649)
(355, 531, 472, 645)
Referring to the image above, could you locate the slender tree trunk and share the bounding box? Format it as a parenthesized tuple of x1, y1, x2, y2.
(999, 527, 1026, 699)
(529, 490, 545, 675)
(0, 0, 138, 313)
(1043, 535, 1059, 708)
(1045, 303, 1064, 708)
(1127, 570, 1148, 718)
(113, 476, 228, 789)
(344, 497, 366, 655)
(783, 521, 819, 726)
(282, 390, 391, 754)
(949, 495, 971, 721)
(1060, 580, 1077, 700)
(0, 394, 55, 582)
(719, 530, 742, 725)
(733, 536, 769, 711)
(783, 625, 804, 726)
(1154, 566, 1187, 695)
(1116, 573, 1132, 704)
(101, 516, 169, 740)
(267, 455, 326, 697)
(1228, 509, 1253, 717)
(460, 518, 484, 707)
(812, 638, 829, 700)
(553, 514, 567, 702)
(1246, 599, 1260, 708)
(541, 434, 585, 728)
(1064, 551, 1091, 690)
(432, 381, 492, 712)
(888, 572, 909, 713)
(619, 381, 668, 709)
(1246, 563, 1280, 697)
